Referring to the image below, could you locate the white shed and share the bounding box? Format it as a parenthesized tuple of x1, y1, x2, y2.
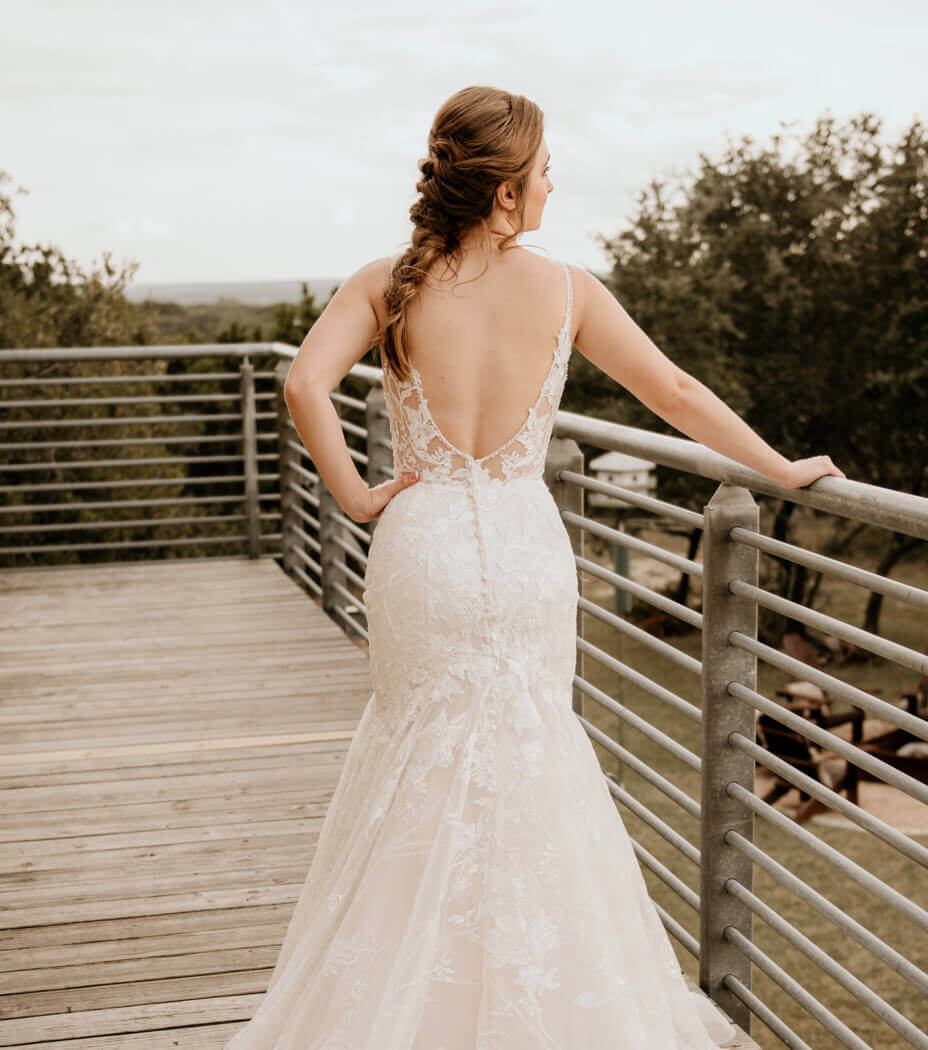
(588, 450, 657, 508)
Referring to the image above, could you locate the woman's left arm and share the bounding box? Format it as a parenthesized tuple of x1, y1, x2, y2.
(283, 257, 416, 522)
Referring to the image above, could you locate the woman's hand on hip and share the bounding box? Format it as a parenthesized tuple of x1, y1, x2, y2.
(350, 471, 420, 523)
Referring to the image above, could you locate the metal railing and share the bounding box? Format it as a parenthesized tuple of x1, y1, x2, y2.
(3, 343, 927, 1048)
(1, 345, 286, 560)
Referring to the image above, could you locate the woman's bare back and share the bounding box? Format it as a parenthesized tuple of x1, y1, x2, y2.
(382, 248, 574, 463)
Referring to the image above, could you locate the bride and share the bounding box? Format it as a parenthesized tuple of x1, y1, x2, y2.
(224, 85, 844, 1049)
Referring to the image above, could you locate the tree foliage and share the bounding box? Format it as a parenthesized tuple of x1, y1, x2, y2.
(573, 112, 927, 636)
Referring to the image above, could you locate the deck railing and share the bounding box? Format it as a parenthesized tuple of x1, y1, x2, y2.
(3, 343, 927, 1048)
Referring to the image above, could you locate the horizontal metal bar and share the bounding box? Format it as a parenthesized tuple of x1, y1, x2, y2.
(726, 829, 928, 997)
(2, 392, 264, 409)
(331, 531, 369, 569)
(728, 731, 928, 867)
(331, 390, 368, 413)
(575, 554, 703, 629)
(575, 711, 701, 819)
(2, 454, 276, 474)
(726, 781, 928, 934)
(0, 433, 264, 452)
(0, 513, 250, 534)
(604, 774, 701, 866)
(285, 522, 321, 556)
(0, 533, 254, 555)
(328, 555, 366, 593)
(0, 493, 280, 516)
(0, 371, 247, 386)
(651, 898, 699, 959)
(1, 342, 290, 362)
(730, 578, 928, 675)
(553, 407, 928, 542)
(629, 836, 699, 911)
(290, 562, 322, 597)
(557, 468, 705, 528)
(347, 444, 368, 467)
(329, 509, 373, 546)
(1, 473, 279, 495)
(728, 680, 928, 804)
(573, 665, 701, 771)
(330, 577, 364, 613)
(730, 631, 928, 744)
(576, 633, 702, 723)
(725, 880, 928, 1048)
(291, 460, 319, 486)
(339, 417, 368, 440)
(284, 437, 312, 461)
(287, 481, 321, 514)
(287, 506, 321, 541)
(288, 540, 321, 576)
(723, 923, 869, 1050)
(721, 975, 812, 1050)
(333, 603, 369, 643)
(729, 524, 928, 613)
(0, 412, 258, 429)
(563, 509, 703, 578)
(577, 595, 702, 680)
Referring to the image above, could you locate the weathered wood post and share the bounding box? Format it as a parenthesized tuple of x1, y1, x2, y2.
(275, 359, 299, 576)
(699, 482, 758, 1032)
(544, 437, 585, 717)
(239, 356, 260, 558)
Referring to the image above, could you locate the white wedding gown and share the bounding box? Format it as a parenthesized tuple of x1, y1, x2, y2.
(224, 259, 739, 1049)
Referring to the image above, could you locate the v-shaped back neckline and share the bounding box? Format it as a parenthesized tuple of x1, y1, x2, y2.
(405, 260, 573, 466)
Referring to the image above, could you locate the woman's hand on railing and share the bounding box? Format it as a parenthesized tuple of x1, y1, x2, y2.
(777, 455, 847, 489)
(350, 471, 420, 523)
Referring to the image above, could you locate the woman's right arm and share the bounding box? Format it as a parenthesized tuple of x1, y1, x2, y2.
(569, 265, 845, 490)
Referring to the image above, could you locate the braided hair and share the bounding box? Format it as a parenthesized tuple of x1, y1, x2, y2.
(378, 86, 545, 382)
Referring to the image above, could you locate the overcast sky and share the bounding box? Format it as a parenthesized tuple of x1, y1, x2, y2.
(2, 0, 925, 286)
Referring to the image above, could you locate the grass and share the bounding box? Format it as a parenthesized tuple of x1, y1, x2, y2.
(579, 502, 928, 1049)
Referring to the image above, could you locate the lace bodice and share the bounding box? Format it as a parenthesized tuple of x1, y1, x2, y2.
(381, 259, 573, 485)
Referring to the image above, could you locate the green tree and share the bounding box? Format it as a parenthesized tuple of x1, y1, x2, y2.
(0, 170, 155, 349)
(588, 112, 926, 638)
(271, 280, 324, 344)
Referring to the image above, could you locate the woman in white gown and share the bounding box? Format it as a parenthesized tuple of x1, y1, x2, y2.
(224, 86, 844, 1049)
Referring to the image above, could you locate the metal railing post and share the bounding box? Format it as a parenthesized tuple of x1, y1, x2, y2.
(545, 437, 585, 717)
(699, 482, 758, 1032)
(365, 384, 392, 493)
(239, 356, 260, 558)
(319, 383, 347, 617)
(275, 359, 299, 575)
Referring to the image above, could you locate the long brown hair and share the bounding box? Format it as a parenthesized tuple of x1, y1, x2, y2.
(377, 86, 545, 383)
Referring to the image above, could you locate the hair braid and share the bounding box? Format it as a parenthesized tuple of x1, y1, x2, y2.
(377, 86, 544, 383)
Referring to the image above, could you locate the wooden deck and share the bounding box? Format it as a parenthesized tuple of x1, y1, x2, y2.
(0, 557, 371, 1047)
(0, 556, 755, 1048)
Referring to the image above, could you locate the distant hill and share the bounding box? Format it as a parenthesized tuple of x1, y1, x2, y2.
(124, 278, 341, 306)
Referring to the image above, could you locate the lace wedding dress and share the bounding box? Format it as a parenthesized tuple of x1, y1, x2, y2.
(224, 259, 739, 1049)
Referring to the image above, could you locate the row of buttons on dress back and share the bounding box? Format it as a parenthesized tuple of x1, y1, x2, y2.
(466, 459, 494, 633)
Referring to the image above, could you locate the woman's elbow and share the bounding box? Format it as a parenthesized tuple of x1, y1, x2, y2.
(654, 369, 693, 418)
(284, 371, 325, 406)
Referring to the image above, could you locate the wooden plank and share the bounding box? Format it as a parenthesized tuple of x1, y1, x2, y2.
(0, 558, 368, 1045)
(0, 729, 354, 766)
(0, 995, 263, 1045)
(19, 1022, 246, 1049)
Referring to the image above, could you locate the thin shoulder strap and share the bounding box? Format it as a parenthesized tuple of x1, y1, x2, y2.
(558, 259, 573, 345)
